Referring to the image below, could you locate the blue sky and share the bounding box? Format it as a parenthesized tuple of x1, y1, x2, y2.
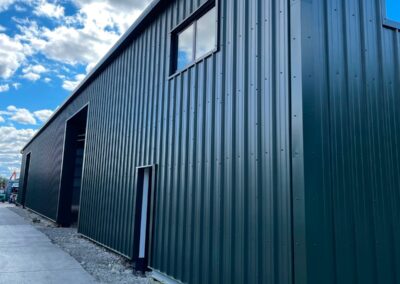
(0, 0, 150, 178)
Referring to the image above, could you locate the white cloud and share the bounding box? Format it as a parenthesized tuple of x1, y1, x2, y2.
(85, 61, 96, 74)
(34, 0, 64, 19)
(14, 4, 26, 12)
(0, 84, 10, 92)
(0, 0, 16, 12)
(73, 0, 149, 11)
(34, 109, 53, 122)
(0, 116, 4, 123)
(73, 0, 151, 32)
(0, 25, 6, 32)
(15, 20, 47, 51)
(44, 77, 51, 83)
(22, 72, 41, 81)
(6, 105, 16, 112)
(0, 33, 28, 79)
(23, 64, 47, 74)
(40, 24, 119, 66)
(6, 105, 37, 125)
(62, 73, 85, 91)
(21, 64, 47, 81)
(14, 17, 117, 69)
(0, 106, 55, 126)
(0, 126, 36, 177)
(61, 66, 70, 72)
(12, 82, 21, 90)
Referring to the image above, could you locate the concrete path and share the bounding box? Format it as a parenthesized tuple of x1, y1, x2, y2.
(0, 207, 97, 284)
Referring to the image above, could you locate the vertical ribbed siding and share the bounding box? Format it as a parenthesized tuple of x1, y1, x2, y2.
(18, 92, 90, 220)
(301, 0, 400, 283)
(19, 0, 292, 283)
(146, 0, 292, 283)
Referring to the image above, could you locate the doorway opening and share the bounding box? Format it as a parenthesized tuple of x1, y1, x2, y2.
(133, 165, 157, 272)
(57, 106, 88, 227)
(20, 152, 31, 207)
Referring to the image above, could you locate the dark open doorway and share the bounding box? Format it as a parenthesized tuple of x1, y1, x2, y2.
(133, 165, 157, 272)
(20, 152, 31, 207)
(57, 106, 88, 227)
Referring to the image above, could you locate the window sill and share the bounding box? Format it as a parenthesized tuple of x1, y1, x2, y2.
(383, 18, 400, 30)
(168, 48, 218, 80)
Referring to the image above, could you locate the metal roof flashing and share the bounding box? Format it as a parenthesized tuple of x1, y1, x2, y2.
(21, 0, 164, 152)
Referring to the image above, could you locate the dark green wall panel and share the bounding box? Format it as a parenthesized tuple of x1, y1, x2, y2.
(19, 0, 293, 283)
(301, 0, 400, 283)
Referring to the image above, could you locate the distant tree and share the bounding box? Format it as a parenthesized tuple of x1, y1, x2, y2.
(0, 177, 7, 189)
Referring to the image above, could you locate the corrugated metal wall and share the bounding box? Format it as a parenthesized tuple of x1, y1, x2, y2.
(301, 0, 400, 283)
(18, 92, 91, 220)
(19, 0, 293, 283)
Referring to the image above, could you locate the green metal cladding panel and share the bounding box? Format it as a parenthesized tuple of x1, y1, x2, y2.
(301, 0, 400, 283)
(18, 93, 91, 220)
(20, 0, 293, 283)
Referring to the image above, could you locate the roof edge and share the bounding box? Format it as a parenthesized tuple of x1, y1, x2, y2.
(21, 0, 163, 152)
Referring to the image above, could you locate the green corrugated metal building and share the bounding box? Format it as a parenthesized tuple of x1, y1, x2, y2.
(18, 0, 400, 283)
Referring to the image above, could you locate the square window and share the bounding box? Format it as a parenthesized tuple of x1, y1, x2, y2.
(171, 4, 217, 74)
(384, 0, 400, 29)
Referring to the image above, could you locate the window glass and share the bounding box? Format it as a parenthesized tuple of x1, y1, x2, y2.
(177, 24, 195, 71)
(386, 0, 400, 23)
(196, 7, 216, 59)
(173, 5, 218, 73)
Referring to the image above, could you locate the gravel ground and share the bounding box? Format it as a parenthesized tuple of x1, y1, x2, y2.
(9, 205, 156, 284)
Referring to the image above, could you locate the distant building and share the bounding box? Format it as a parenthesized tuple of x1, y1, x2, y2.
(18, 0, 400, 283)
(6, 179, 19, 202)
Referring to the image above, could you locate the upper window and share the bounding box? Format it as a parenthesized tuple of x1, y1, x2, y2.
(384, 0, 400, 29)
(171, 5, 217, 74)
